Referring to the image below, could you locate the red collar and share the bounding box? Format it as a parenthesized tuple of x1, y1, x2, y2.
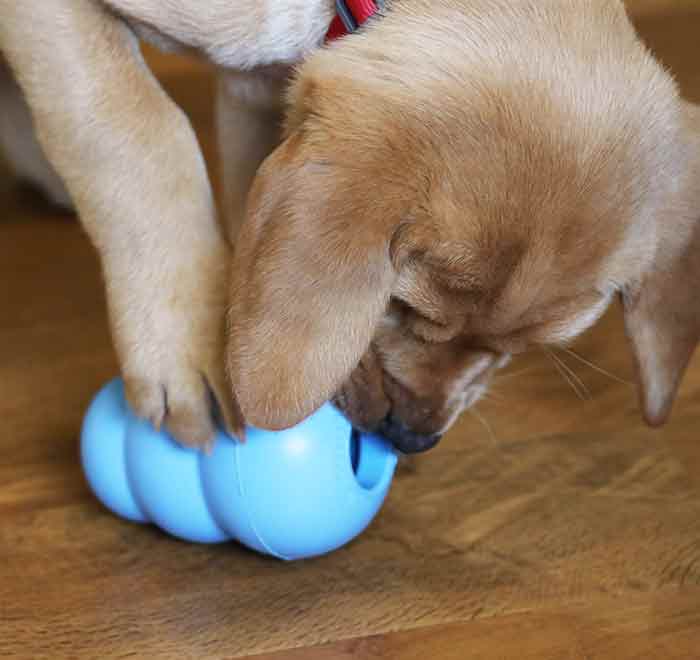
(326, 0, 383, 41)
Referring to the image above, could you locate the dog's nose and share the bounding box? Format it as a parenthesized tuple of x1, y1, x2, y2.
(377, 414, 442, 454)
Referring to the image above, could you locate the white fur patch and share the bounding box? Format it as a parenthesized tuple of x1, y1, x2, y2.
(546, 292, 614, 344)
(105, 0, 335, 68)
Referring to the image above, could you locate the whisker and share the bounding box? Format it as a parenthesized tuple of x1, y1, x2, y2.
(560, 347, 633, 387)
(543, 348, 587, 401)
(553, 349, 591, 400)
(469, 406, 498, 446)
(493, 366, 542, 384)
(547, 351, 579, 398)
(480, 387, 506, 403)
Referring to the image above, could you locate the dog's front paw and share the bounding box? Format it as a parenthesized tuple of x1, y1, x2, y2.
(124, 367, 224, 449)
(111, 246, 243, 450)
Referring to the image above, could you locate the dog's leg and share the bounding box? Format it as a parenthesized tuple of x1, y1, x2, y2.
(216, 68, 288, 242)
(0, 57, 72, 209)
(1, 0, 238, 446)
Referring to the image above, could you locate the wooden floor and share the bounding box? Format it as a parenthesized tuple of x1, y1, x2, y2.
(2, 2, 700, 658)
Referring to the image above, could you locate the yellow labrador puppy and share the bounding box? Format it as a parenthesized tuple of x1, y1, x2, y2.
(2, 1, 699, 454)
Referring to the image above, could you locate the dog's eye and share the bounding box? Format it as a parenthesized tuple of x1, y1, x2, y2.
(472, 333, 529, 355)
(411, 319, 456, 344)
(389, 297, 414, 320)
(391, 296, 448, 326)
(389, 298, 455, 344)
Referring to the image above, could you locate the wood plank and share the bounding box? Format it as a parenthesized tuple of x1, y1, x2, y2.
(1, 1, 700, 658)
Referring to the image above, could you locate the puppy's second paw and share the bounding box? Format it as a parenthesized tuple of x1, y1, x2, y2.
(121, 329, 243, 450)
(124, 371, 219, 450)
(105, 234, 242, 450)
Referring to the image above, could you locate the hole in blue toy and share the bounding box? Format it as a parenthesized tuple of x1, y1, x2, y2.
(350, 429, 361, 474)
(350, 429, 389, 490)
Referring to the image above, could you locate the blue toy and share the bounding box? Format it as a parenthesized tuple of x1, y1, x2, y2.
(81, 379, 397, 560)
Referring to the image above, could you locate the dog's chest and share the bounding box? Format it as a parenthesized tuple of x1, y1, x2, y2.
(102, 0, 335, 69)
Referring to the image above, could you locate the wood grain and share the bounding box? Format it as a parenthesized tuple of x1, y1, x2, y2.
(1, 2, 700, 658)
(253, 592, 700, 660)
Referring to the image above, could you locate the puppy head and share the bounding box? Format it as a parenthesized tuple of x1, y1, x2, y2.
(227, 1, 700, 451)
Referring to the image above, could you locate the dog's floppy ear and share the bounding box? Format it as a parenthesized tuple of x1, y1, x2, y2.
(226, 133, 400, 429)
(622, 222, 700, 426)
(622, 104, 700, 426)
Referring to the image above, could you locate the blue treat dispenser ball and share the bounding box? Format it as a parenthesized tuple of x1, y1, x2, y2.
(81, 379, 397, 560)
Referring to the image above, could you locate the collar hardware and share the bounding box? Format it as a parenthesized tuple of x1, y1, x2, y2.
(326, 0, 384, 41)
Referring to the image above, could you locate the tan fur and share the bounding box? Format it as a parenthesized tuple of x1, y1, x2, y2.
(228, 0, 700, 442)
(1, 0, 699, 447)
(0, 60, 71, 208)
